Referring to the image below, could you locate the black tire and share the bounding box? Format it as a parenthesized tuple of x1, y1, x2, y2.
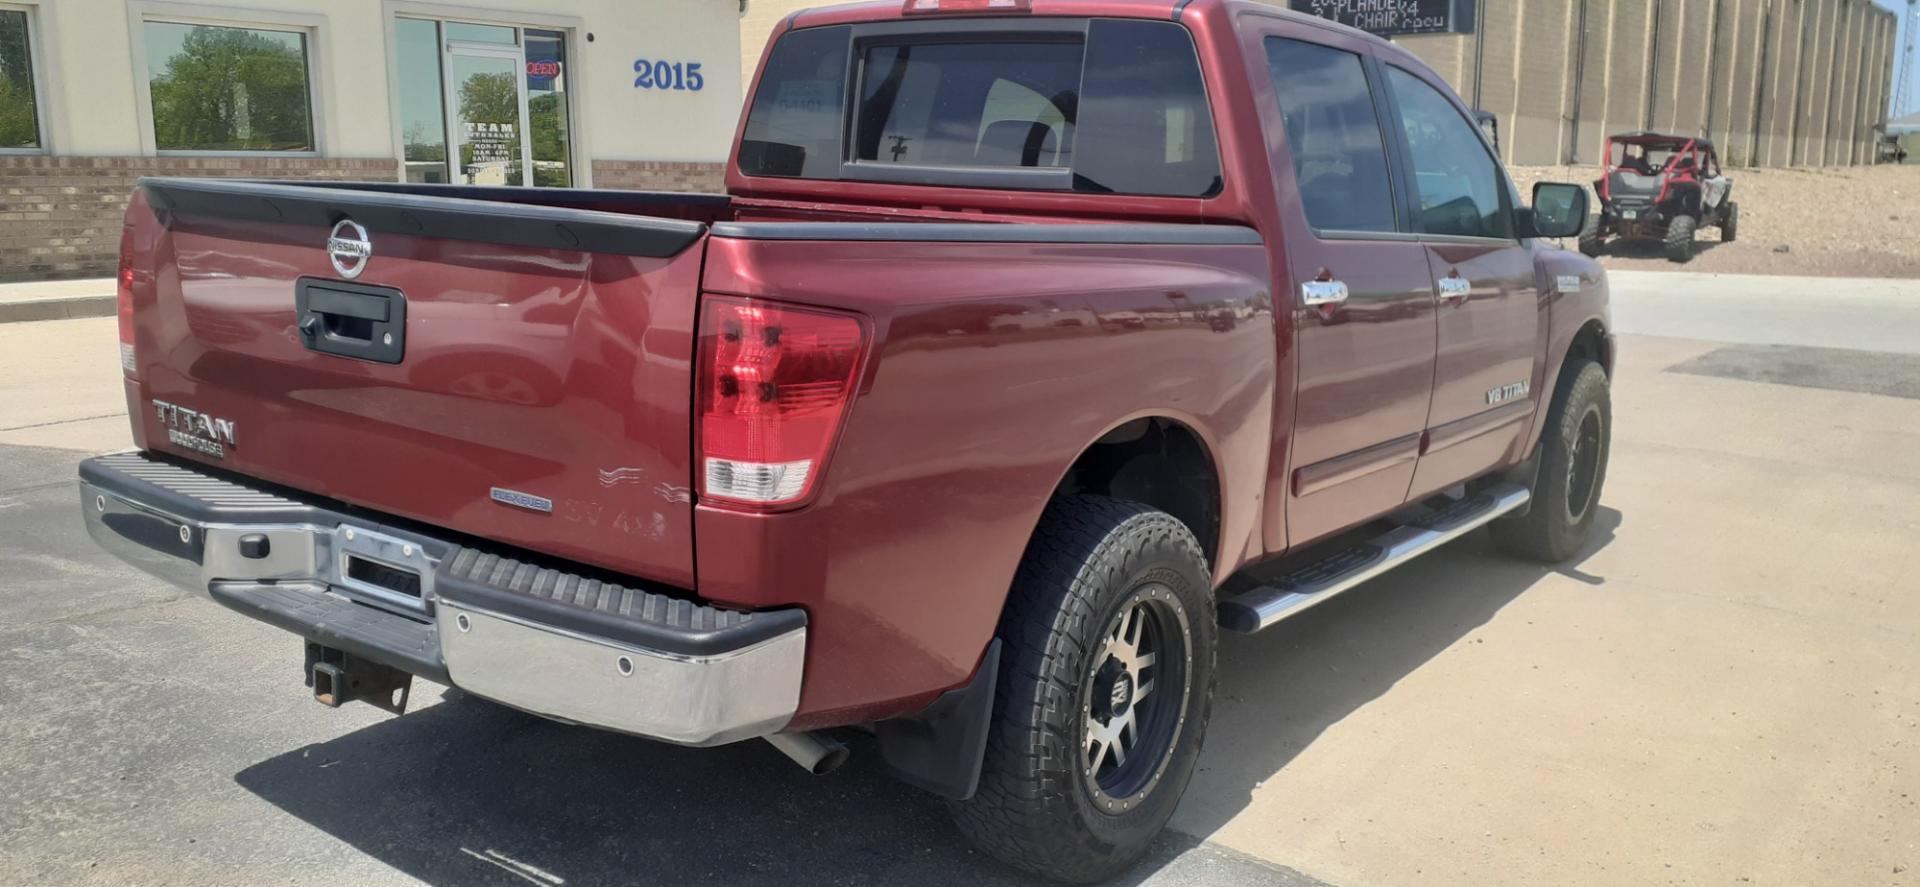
(1664, 214, 1697, 262)
(1720, 201, 1739, 243)
(951, 495, 1217, 884)
(1491, 360, 1611, 563)
(1577, 214, 1606, 257)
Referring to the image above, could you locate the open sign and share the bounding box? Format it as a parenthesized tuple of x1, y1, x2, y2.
(526, 59, 561, 77)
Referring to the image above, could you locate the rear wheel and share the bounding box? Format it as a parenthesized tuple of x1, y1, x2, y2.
(1720, 202, 1739, 242)
(1664, 214, 1697, 262)
(1492, 360, 1611, 563)
(1577, 214, 1606, 257)
(951, 496, 1216, 884)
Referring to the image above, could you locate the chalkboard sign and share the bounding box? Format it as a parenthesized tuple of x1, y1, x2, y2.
(1287, 0, 1477, 37)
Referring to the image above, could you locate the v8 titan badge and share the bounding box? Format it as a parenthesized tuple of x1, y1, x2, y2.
(153, 399, 237, 458)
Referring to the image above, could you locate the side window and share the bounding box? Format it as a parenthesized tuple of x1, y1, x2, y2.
(1384, 66, 1511, 240)
(1074, 19, 1221, 197)
(738, 26, 850, 179)
(1263, 37, 1396, 234)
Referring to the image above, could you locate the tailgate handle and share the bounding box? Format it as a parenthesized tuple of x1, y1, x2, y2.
(296, 278, 406, 364)
(306, 288, 390, 322)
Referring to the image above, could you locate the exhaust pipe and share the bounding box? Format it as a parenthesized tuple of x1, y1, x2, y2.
(765, 730, 849, 775)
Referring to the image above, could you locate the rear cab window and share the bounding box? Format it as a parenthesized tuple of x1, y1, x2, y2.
(738, 18, 1221, 199)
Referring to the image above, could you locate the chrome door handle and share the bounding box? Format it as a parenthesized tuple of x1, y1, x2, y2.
(1438, 277, 1472, 300)
(1302, 280, 1349, 307)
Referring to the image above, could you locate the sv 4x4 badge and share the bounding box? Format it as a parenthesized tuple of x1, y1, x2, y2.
(152, 400, 237, 459)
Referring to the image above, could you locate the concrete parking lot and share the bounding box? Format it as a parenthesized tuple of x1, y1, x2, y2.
(3, 271, 1918, 886)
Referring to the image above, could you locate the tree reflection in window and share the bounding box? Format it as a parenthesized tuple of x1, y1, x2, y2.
(146, 22, 313, 152)
(0, 11, 40, 149)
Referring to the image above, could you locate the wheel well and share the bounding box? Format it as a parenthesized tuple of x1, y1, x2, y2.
(1054, 418, 1221, 568)
(1566, 320, 1610, 377)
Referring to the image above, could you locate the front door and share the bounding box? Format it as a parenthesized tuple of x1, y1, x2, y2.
(1377, 65, 1543, 499)
(445, 43, 531, 186)
(1250, 27, 1440, 548)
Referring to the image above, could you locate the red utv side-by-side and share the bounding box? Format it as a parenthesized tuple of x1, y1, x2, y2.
(1582, 132, 1738, 263)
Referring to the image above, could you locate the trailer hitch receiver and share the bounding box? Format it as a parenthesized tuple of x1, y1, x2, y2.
(304, 642, 413, 714)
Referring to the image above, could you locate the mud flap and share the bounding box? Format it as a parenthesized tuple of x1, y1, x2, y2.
(877, 639, 1001, 801)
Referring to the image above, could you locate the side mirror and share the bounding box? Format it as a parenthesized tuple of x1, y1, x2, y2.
(1524, 182, 1588, 239)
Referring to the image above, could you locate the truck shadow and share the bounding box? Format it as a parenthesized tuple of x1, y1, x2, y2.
(233, 508, 1618, 887)
(1603, 239, 1726, 262)
(234, 694, 1243, 886)
(1174, 506, 1622, 839)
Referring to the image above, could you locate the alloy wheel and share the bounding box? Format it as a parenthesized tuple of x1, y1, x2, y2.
(1081, 584, 1192, 814)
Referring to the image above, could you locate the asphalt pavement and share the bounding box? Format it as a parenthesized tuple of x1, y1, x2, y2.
(0, 438, 1318, 887)
(0, 322, 1322, 886)
(4, 270, 1920, 886)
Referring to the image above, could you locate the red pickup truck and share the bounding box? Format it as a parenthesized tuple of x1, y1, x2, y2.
(81, 0, 1611, 880)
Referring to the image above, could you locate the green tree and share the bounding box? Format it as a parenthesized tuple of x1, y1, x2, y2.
(529, 92, 570, 186)
(458, 71, 518, 126)
(148, 25, 311, 151)
(456, 70, 521, 182)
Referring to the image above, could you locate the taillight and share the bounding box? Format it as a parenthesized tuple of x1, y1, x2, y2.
(116, 226, 137, 377)
(696, 296, 866, 508)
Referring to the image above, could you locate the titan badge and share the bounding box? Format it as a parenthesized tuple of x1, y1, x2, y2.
(152, 399, 237, 458)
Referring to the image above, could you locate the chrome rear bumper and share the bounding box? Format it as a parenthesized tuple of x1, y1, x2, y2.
(79, 452, 805, 747)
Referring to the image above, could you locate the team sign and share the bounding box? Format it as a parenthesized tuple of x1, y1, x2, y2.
(1287, 0, 1475, 36)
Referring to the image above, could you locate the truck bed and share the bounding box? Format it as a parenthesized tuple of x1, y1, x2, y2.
(124, 179, 730, 588)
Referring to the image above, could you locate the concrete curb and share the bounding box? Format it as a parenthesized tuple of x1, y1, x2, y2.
(0, 295, 116, 324)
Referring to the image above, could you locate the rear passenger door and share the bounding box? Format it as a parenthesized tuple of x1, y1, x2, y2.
(1253, 27, 1440, 547)
(1379, 64, 1543, 500)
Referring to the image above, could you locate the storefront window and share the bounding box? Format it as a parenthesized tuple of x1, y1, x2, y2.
(525, 28, 570, 187)
(0, 9, 40, 150)
(445, 22, 515, 45)
(395, 18, 447, 182)
(145, 21, 314, 152)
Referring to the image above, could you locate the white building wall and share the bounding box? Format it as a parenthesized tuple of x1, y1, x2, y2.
(27, 0, 742, 163)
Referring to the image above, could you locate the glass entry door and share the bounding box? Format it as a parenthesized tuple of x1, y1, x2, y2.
(394, 18, 571, 186)
(445, 44, 530, 185)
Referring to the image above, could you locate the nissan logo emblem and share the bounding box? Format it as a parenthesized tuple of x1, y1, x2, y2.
(327, 219, 372, 279)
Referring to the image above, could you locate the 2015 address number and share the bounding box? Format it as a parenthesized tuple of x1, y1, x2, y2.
(634, 59, 705, 91)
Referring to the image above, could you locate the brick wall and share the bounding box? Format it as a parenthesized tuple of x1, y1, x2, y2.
(0, 156, 397, 283)
(590, 160, 727, 193)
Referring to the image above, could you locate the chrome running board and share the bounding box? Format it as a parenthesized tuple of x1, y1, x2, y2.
(1217, 483, 1531, 634)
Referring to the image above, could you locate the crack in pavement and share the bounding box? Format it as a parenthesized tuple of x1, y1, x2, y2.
(0, 478, 77, 497)
(0, 412, 123, 433)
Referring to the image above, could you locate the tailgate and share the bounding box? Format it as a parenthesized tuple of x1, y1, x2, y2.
(124, 179, 708, 588)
